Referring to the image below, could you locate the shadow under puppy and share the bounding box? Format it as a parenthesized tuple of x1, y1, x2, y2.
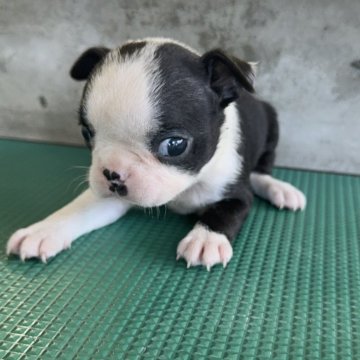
(7, 38, 306, 270)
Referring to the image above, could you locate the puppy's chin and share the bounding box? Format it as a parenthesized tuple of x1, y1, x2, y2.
(88, 162, 196, 208)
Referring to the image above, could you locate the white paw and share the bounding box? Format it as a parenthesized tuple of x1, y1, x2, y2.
(267, 180, 306, 211)
(6, 221, 72, 263)
(250, 173, 306, 211)
(176, 224, 233, 271)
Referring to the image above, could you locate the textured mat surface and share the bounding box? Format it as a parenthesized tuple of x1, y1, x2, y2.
(0, 139, 360, 359)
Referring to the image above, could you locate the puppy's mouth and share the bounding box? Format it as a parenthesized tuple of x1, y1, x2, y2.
(105, 180, 170, 208)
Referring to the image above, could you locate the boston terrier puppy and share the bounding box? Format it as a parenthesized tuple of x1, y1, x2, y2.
(6, 38, 306, 270)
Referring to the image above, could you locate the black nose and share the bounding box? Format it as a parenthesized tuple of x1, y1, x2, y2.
(109, 183, 128, 196)
(103, 169, 121, 181)
(103, 169, 127, 196)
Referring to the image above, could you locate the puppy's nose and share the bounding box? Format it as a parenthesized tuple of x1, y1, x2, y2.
(109, 183, 128, 196)
(103, 169, 121, 181)
(103, 168, 128, 196)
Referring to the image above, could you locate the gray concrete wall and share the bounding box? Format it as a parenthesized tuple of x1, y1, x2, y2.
(0, 0, 359, 174)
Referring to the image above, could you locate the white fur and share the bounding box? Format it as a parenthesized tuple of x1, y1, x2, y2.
(250, 172, 306, 210)
(169, 103, 243, 214)
(87, 44, 162, 146)
(6, 189, 129, 262)
(176, 223, 233, 270)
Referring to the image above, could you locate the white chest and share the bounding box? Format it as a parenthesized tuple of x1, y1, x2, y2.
(168, 103, 243, 214)
(168, 180, 228, 214)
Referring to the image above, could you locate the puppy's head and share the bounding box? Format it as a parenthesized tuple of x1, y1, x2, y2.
(70, 38, 254, 207)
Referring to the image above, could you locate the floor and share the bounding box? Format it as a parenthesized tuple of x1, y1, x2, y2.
(0, 139, 359, 359)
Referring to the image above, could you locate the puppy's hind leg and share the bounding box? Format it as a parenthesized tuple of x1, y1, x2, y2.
(250, 172, 306, 211)
(250, 103, 305, 211)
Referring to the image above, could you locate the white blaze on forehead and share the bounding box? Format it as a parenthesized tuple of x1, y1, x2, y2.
(85, 44, 162, 145)
(140, 37, 200, 56)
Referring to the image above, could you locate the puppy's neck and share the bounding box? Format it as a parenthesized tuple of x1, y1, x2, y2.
(169, 102, 243, 214)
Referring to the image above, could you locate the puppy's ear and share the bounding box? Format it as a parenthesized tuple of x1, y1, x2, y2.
(70, 47, 110, 81)
(201, 49, 255, 108)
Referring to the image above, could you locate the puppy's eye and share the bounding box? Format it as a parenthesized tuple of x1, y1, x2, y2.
(81, 126, 94, 148)
(81, 126, 93, 140)
(158, 137, 188, 157)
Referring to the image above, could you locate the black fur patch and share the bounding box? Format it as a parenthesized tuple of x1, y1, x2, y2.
(150, 43, 278, 240)
(199, 191, 253, 240)
(202, 49, 255, 108)
(119, 41, 146, 58)
(236, 92, 279, 181)
(198, 95, 278, 241)
(151, 43, 223, 173)
(70, 47, 110, 81)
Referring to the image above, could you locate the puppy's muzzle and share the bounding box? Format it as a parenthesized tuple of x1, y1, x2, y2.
(103, 169, 128, 196)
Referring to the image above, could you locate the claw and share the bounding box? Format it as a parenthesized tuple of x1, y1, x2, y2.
(177, 224, 233, 270)
(41, 254, 47, 264)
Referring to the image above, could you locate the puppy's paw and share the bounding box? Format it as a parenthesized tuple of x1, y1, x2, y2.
(176, 224, 233, 271)
(250, 173, 306, 211)
(6, 221, 72, 263)
(267, 180, 306, 211)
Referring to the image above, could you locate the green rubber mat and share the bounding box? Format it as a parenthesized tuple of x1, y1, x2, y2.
(0, 139, 360, 359)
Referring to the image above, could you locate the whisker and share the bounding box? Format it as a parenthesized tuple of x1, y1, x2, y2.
(65, 165, 90, 172)
(156, 206, 160, 219)
(69, 173, 87, 185)
(73, 178, 89, 194)
(65, 174, 87, 193)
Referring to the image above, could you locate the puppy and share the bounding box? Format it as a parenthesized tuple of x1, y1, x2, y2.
(6, 38, 306, 270)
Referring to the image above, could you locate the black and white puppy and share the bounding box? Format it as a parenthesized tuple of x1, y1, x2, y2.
(7, 38, 306, 270)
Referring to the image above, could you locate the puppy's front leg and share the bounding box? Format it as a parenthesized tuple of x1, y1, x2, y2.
(177, 190, 253, 270)
(7, 189, 130, 262)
